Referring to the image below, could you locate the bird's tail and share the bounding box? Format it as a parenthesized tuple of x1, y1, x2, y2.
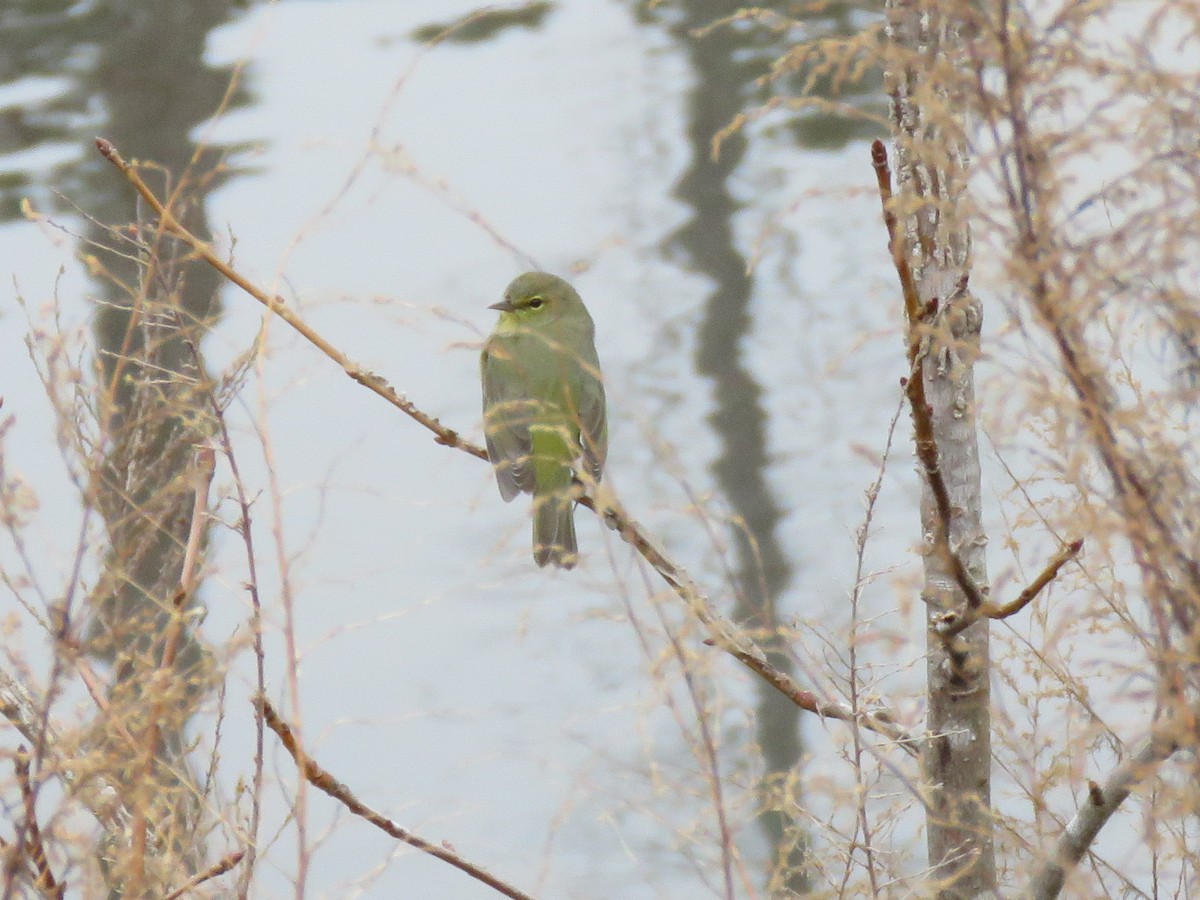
(531, 424, 579, 569)
(533, 490, 577, 569)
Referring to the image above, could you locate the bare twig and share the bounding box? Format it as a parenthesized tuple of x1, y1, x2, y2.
(257, 697, 537, 900)
(94, 138, 483, 461)
(936, 539, 1084, 638)
(1025, 729, 1177, 900)
(844, 397, 905, 895)
(162, 850, 246, 900)
(638, 567, 737, 900)
(991, 538, 1083, 619)
(188, 339, 267, 897)
(12, 749, 64, 899)
(128, 445, 215, 893)
(593, 493, 917, 752)
(95, 138, 915, 747)
(871, 139, 923, 327)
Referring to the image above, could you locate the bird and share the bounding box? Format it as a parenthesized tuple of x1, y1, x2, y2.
(481, 272, 607, 569)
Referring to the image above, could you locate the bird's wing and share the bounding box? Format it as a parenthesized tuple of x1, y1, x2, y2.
(576, 363, 607, 484)
(481, 343, 536, 500)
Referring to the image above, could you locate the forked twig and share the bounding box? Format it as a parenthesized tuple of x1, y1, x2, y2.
(937, 539, 1083, 638)
(258, 697, 536, 900)
(873, 139, 1079, 641)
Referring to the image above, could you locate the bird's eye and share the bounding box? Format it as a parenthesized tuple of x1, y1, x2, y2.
(527, 296, 545, 309)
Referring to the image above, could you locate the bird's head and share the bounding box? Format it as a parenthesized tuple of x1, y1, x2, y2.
(489, 272, 584, 326)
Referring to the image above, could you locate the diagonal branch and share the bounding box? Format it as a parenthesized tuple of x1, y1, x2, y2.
(1026, 728, 1177, 900)
(585, 491, 917, 752)
(94, 138, 482, 461)
(258, 697, 536, 900)
(96, 137, 917, 749)
(163, 851, 245, 900)
(936, 538, 1083, 639)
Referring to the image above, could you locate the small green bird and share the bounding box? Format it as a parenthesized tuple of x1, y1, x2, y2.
(481, 272, 607, 569)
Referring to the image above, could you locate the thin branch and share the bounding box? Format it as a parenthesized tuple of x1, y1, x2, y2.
(844, 396, 905, 895)
(936, 539, 1084, 638)
(162, 850, 246, 900)
(594, 492, 917, 752)
(94, 138, 483, 461)
(189, 339, 267, 898)
(12, 749, 64, 899)
(128, 445, 215, 893)
(871, 139, 923, 327)
(96, 137, 916, 747)
(991, 538, 1083, 619)
(640, 568, 737, 900)
(257, 697, 537, 900)
(1025, 729, 1177, 900)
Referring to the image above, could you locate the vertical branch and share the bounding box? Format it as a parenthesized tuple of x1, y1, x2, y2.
(883, 1, 994, 896)
(844, 399, 905, 895)
(190, 339, 268, 898)
(85, 178, 218, 894)
(128, 446, 215, 896)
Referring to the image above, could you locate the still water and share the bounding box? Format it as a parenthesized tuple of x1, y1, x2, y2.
(0, 1, 920, 896)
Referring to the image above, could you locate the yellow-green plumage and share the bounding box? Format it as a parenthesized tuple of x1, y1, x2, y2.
(481, 272, 607, 569)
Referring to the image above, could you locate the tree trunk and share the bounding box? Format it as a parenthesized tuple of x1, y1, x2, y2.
(884, 1, 996, 896)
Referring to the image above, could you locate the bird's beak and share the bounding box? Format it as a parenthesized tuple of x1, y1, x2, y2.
(489, 299, 515, 312)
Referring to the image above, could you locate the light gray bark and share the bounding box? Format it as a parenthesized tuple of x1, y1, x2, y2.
(916, 270, 993, 899)
(1026, 732, 1176, 900)
(884, 1, 995, 896)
